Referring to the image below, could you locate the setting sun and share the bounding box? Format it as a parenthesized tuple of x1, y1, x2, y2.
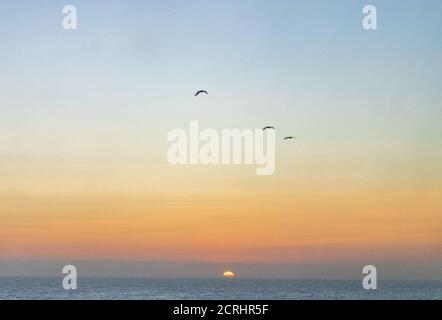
(223, 271, 236, 278)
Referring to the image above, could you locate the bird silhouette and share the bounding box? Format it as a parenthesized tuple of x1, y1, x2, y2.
(283, 136, 296, 140)
(262, 126, 275, 130)
(195, 90, 208, 96)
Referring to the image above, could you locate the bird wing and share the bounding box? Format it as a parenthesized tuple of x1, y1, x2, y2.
(195, 90, 208, 96)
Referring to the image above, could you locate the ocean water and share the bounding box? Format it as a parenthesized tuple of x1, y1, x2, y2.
(0, 278, 440, 300)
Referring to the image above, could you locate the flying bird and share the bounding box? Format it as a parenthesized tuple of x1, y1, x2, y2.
(195, 90, 208, 96)
(262, 126, 275, 130)
(283, 136, 296, 140)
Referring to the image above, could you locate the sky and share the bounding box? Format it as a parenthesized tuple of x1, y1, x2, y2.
(0, 0, 441, 279)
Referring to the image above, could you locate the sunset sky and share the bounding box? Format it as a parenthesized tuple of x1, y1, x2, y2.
(0, 0, 441, 279)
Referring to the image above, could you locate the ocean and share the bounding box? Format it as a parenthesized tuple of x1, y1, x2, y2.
(0, 278, 440, 300)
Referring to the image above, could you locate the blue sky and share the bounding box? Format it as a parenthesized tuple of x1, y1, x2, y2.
(1, 0, 441, 129)
(1, 0, 441, 176)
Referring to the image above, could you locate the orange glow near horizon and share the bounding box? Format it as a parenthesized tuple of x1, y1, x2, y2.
(0, 181, 441, 265)
(0, 129, 441, 271)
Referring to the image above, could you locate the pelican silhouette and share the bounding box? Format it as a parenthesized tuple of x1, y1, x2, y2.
(262, 126, 275, 130)
(195, 90, 208, 96)
(283, 136, 296, 140)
